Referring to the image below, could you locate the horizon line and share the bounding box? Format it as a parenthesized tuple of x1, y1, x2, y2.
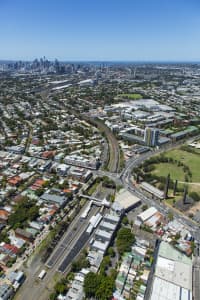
(0, 59, 200, 64)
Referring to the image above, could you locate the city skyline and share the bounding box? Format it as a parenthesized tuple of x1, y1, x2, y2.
(0, 0, 200, 61)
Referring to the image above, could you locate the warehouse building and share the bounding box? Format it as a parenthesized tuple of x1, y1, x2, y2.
(140, 182, 164, 200)
(149, 241, 192, 300)
(112, 189, 141, 213)
(137, 207, 158, 224)
(95, 229, 112, 242)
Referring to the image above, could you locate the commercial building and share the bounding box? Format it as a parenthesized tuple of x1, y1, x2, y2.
(120, 126, 160, 147)
(144, 127, 159, 147)
(113, 189, 141, 213)
(137, 207, 158, 223)
(170, 126, 198, 141)
(149, 241, 193, 300)
(40, 192, 67, 207)
(87, 251, 104, 273)
(95, 229, 112, 242)
(99, 220, 117, 232)
(91, 240, 109, 253)
(64, 154, 100, 170)
(140, 182, 164, 200)
(88, 212, 120, 271)
(104, 213, 120, 225)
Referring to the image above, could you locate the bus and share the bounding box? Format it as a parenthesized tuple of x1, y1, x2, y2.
(38, 269, 46, 280)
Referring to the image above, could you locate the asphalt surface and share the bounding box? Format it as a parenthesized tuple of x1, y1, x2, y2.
(46, 231, 74, 268)
(46, 204, 99, 270)
(58, 232, 90, 272)
(15, 204, 100, 300)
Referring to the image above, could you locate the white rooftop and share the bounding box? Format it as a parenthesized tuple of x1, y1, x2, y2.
(114, 189, 141, 211)
(137, 207, 158, 222)
(150, 277, 192, 300)
(155, 257, 192, 290)
(92, 240, 109, 252)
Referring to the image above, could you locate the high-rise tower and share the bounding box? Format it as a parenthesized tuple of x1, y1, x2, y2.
(144, 127, 159, 147)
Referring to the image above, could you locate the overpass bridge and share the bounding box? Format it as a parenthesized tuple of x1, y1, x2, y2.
(79, 194, 110, 207)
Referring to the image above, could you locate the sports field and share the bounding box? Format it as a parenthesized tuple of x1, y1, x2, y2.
(118, 93, 142, 100)
(152, 162, 185, 181)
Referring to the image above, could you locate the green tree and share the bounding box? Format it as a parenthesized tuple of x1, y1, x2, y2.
(100, 256, 111, 274)
(71, 255, 90, 272)
(116, 227, 135, 255)
(122, 216, 129, 225)
(54, 280, 67, 294)
(168, 211, 174, 221)
(49, 292, 57, 300)
(142, 204, 148, 211)
(84, 272, 99, 298)
(95, 276, 115, 300)
(28, 205, 39, 221)
(108, 247, 115, 258)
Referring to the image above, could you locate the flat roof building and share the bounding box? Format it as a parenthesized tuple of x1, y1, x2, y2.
(91, 240, 109, 254)
(113, 189, 141, 212)
(140, 182, 164, 199)
(104, 213, 120, 224)
(99, 220, 117, 232)
(95, 229, 112, 242)
(137, 207, 158, 223)
(40, 192, 67, 207)
(149, 241, 193, 300)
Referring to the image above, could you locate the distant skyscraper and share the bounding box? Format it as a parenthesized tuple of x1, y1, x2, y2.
(144, 127, 159, 147)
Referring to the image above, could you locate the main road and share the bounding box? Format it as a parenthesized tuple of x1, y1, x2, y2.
(120, 143, 200, 241)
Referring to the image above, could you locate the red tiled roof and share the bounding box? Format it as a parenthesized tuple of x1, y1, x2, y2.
(0, 210, 9, 220)
(42, 151, 55, 159)
(48, 209, 57, 216)
(34, 179, 45, 187)
(63, 189, 72, 193)
(8, 176, 22, 186)
(3, 244, 19, 254)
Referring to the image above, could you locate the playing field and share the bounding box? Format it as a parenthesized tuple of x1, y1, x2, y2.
(118, 93, 142, 100)
(152, 163, 185, 181)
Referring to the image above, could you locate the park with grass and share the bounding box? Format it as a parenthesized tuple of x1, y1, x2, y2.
(152, 149, 200, 183)
(135, 146, 200, 212)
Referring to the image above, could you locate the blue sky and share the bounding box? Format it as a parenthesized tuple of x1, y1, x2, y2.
(0, 0, 200, 61)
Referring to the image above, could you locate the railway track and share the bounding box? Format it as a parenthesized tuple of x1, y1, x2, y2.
(86, 118, 120, 173)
